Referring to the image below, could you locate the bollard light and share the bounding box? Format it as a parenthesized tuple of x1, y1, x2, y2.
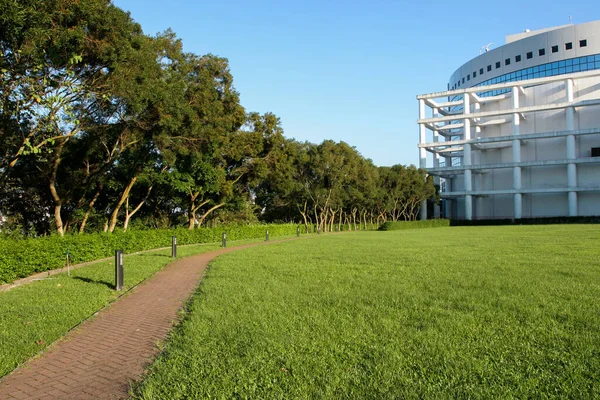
(172, 236, 177, 258)
(115, 250, 124, 291)
(266, 229, 269, 242)
(297, 227, 300, 237)
(222, 232, 227, 248)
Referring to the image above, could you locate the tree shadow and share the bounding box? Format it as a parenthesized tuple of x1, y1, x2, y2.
(72, 276, 115, 289)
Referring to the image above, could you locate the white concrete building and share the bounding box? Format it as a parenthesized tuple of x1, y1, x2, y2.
(417, 21, 600, 220)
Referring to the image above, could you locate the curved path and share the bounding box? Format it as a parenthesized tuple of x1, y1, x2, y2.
(0, 241, 282, 399)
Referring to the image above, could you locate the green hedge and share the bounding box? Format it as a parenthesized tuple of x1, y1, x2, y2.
(378, 219, 450, 231)
(0, 224, 300, 284)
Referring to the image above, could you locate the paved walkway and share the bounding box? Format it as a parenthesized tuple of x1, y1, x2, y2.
(0, 242, 272, 399)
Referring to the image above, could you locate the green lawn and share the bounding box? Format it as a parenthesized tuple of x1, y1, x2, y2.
(0, 236, 295, 378)
(133, 225, 600, 399)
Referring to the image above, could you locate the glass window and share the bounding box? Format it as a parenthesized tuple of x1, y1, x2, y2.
(462, 77, 465, 84)
(515, 55, 521, 62)
(505, 58, 510, 65)
(539, 48, 545, 56)
(487, 65, 492, 72)
(480, 68, 484, 75)
(552, 45, 559, 53)
(580, 39, 587, 47)
(467, 74, 470, 81)
(473, 71, 477, 78)
(496, 61, 501, 68)
(527, 51, 533, 59)
(566, 42, 573, 50)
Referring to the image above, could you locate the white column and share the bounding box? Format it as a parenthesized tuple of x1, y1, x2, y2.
(432, 108, 441, 219)
(473, 101, 482, 217)
(419, 99, 428, 220)
(463, 94, 472, 220)
(512, 86, 522, 219)
(565, 79, 577, 216)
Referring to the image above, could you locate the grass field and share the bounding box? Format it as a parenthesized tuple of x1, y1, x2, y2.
(0, 236, 296, 378)
(133, 225, 600, 399)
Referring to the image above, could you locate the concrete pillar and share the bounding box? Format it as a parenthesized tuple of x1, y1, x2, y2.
(419, 99, 428, 220)
(565, 79, 577, 216)
(463, 94, 472, 220)
(512, 86, 522, 219)
(432, 108, 441, 219)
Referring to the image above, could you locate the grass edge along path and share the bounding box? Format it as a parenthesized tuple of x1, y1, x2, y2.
(0, 234, 317, 381)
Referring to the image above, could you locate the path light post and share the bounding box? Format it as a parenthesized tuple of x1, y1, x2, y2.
(297, 226, 300, 237)
(222, 232, 227, 248)
(172, 236, 177, 258)
(266, 229, 269, 242)
(115, 250, 124, 291)
(65, 249, 71, 277)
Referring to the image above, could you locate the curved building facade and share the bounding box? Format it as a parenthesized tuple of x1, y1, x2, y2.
(417, 21, 600, 220)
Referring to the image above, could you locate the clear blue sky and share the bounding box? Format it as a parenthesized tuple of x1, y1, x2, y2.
(112, 0, 598, 167)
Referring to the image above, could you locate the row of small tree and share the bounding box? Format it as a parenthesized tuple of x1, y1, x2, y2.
(0, 0, 436, 236)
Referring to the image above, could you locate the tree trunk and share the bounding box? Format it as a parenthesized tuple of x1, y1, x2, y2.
(329, 208, 335, 232)
(53, 204, 64, 237)
(298, 201, 309, 233)
(197, 203, 225, 226)
(123, 185, 153, 232)
(79, 186, 102, 234)
(108, 172, 140, 233)
(49, 140, 68, 237)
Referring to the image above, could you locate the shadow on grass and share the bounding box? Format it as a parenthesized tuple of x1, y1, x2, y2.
(72, 276, 114, 289)
(137, 253, 173, 258)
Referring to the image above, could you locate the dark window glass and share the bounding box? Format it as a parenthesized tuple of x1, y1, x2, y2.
(551, 45, 559, 53)
(480, 68, 484, 74)
(487, 65, 492, 71)
(515, 55, 521, 62)
(467, 74, 470, 81)
(496, 61, 501, 68)
(505, 58, 510, 65)
(539, 48, 545, 56)
(527, 51, 533, 59)
(580, 39, 587, 47)
(566, 42, 573, 50)
(462, 77, 465, 84)
(473, 71, 477, 78)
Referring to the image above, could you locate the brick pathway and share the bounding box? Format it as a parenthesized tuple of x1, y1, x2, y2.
(0, 242, 271, 399)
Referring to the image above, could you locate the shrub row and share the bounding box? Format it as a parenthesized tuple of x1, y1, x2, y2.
(0, 224, 300, 284)
(378, 219, 450, 231)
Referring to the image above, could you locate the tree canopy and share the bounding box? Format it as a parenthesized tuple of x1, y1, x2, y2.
(0, 0, 436, 236)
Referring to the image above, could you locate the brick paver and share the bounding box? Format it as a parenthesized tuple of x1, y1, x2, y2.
(0, 242, 273, 399)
